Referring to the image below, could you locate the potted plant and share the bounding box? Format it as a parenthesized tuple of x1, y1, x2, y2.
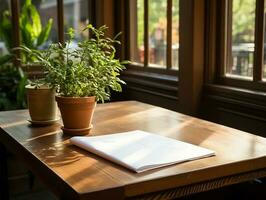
(25, 81, 58, 125)
(22, 25, 126, 135)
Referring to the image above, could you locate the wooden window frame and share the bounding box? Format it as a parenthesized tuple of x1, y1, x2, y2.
(120, 0, 205, 114)
(126, 0, 178, 75)
(211, 0, 266, 92)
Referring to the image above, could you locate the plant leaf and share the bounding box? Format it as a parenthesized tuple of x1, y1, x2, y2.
(20, 4, 34, 48)
(28, 4, 42, 38)
(37, 18, 53, 46)
(20, 0, 41, 48)
(0, 11, 13, 49)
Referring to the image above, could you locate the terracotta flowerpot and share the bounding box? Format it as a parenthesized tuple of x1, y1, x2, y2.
(55, 96, 96, 136)
(26, 85, 58, 125)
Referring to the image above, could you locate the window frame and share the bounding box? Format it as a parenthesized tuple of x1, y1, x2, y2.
(121, 0, 205, 114)
(213, 0, 266, 92)
(126, 0, 179, 75)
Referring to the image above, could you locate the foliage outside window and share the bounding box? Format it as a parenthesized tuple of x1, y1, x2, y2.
(227, 0, 256, 78)
(223, 0, 266, 87)
(0, 0, 54, 110)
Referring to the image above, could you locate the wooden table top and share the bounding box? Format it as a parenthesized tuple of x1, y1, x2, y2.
(1, 101, 266, 200)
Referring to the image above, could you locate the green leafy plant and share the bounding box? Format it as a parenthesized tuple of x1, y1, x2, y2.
(21, 24, 127, 102)
(0, 0, 53, 52)
(0, 0, 51, 110)
(0, 10, 13, 50)
(0, 54, 28, 110)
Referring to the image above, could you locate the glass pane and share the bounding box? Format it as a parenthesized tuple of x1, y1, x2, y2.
(172, 0, 179, 70)
(39, 0, 58, 44)
(130, 0, 144, 64)
(64, 0, 89, 42)
(227, 0, 256, 78)
(149, 0, 167, 68)
(0, 0, 10, 55)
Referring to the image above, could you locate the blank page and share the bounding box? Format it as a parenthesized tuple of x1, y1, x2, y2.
(70, 130, 215, 173)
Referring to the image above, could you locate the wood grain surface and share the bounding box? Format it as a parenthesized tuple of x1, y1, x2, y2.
(1, 101, 266, 200)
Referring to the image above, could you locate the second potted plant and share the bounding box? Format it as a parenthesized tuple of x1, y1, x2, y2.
(25, 82, 58, 125)
(23, 25, 126, 135)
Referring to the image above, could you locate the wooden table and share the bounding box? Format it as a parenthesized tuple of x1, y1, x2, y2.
(1, 101, 266, 200)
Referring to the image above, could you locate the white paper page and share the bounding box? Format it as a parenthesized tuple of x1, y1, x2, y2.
(70, 130, 215, 173)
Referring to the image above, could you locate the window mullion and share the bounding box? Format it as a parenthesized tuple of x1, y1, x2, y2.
(144, 0, 149, 67)
(253, 0, 265, 82)
(57, 0, 64, 43)
(10, 0, 20, 66)
(88, 0, 96, 37)
(218, 0, 230, 77)
(166, 0, 173, 69)
(225, 0, 232, 76)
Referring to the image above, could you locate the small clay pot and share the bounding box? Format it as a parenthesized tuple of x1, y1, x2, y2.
(26, 85, 58, 123)
(55, 96, 96, 135)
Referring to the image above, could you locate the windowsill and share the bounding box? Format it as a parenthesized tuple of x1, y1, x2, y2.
(122, 68, 178, 90)
(122, 68, 178, 83)
(218, 76, 266, 92)
(224, 74, 252, 81)
(204, 84, 266, 107)
(127, 63, 179, 76)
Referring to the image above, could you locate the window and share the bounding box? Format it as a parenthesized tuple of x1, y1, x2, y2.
(217, 0, 266, 91)
(0, 0, 92, 60)
(227, 0, 256, 79)
(129, 0, 179, 71)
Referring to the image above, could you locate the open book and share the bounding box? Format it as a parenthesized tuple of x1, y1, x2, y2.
(70, 130, 215, 173)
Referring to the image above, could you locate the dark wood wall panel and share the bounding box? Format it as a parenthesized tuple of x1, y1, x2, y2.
(121, 70, 179, 111)
(123, 87, 179, 111)
(200, 85, 266, 138)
